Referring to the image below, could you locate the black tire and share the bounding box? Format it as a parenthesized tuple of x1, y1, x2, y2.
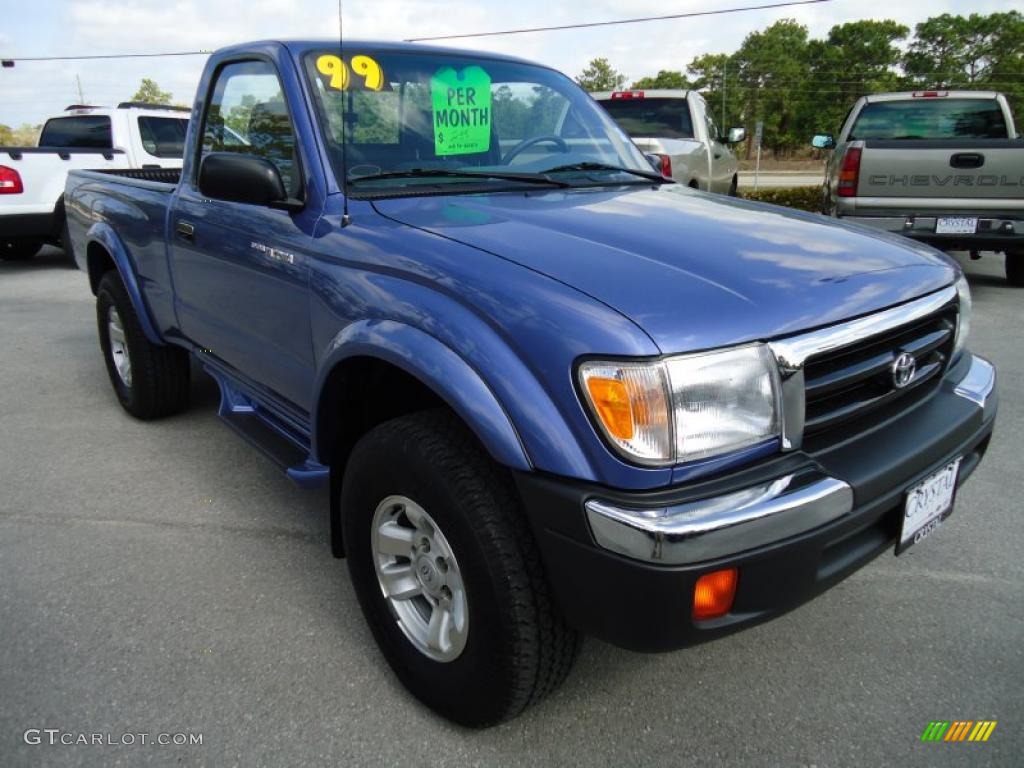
(728, 176, 738, 196)
(1006, 251, 1024, 287)
(1, 239, 43, 261)
(96, 271, 190, 419)
(341, 410, 580, 727)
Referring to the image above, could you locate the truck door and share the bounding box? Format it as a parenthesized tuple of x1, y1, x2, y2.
(702, 108, 730, 194)
(169, 57, 317, 412)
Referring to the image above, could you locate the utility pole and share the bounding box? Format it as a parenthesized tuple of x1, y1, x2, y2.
(76, 74, 84, 104)
(721, 60, 727, 129)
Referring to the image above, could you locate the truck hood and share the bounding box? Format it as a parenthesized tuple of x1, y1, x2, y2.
(373, 185, 956, 352)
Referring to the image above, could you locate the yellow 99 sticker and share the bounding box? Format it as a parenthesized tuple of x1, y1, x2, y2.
(315, 54, 384, 91)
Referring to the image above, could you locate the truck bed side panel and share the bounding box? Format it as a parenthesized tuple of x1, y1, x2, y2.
(66, 170, 178, 336)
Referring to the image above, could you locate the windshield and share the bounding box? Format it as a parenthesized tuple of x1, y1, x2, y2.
(303, 49, 652, 196)
(597, 97, 695, 139)
(849, 99, 1009, 140)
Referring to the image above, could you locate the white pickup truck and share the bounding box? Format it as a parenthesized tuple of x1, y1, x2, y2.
(0, 103, 189, 261)
(592, 89, 744, 194)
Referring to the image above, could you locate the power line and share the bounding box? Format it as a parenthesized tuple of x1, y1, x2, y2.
(3, 50, 210, 63)
(405, 0, 833, 42)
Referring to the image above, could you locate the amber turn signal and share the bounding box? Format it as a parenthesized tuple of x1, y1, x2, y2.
(584, 377, 635, 440)
(693, 568, 738, 620)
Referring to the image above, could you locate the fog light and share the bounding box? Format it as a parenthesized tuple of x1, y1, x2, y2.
(693, 568, 738, 620)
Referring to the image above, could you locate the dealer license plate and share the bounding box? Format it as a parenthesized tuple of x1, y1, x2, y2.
(935, 217, 977, 235)
(897, 458, 961, 554)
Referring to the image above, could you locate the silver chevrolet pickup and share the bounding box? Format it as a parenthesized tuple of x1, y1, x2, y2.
(812, 91, 1024, 285)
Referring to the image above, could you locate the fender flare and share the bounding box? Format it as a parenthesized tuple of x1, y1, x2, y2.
(312, 319, 533, 472)
(86, 221, 164, 346)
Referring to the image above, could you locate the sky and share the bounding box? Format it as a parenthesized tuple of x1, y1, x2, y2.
(0, 0, 1016, 128)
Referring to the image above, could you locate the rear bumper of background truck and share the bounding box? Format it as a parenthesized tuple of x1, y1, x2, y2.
(515, 353, 996, 653)
(835, 205, 1024, 252)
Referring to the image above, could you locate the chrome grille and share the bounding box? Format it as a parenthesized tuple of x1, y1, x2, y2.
(802, 308, 957, 435)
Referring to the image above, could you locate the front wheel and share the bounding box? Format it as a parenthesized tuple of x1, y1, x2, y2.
(96, 271, 191, 419)
(341, 410, 580, 727)
(1006, 251, 1024, 287)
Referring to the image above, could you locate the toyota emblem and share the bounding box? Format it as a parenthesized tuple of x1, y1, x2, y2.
(891, 351, 916, 389)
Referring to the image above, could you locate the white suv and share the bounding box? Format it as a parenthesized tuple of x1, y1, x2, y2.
(0, 103, 190, 261)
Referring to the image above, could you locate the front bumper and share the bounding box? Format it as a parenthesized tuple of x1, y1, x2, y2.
(515, 354, 996, 652)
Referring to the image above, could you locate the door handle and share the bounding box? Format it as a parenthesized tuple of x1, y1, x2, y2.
(950, 152, 984, 169)
(176, 220, 195, 241)
(714, 153, 722, 159)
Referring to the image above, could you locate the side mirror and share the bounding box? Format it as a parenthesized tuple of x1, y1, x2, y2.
(725, 127, 745, 144)
(811, 134, 835, 150)
(198, 152, 301, 210)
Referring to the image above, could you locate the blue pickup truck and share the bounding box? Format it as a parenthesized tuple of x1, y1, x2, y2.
(66, 40, 997, 726)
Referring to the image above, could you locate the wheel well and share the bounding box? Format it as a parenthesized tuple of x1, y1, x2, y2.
(317, 356, 447, 475)
(86, 241, 116, 295)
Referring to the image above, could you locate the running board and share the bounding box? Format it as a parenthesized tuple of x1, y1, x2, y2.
(204, 364, 329, 489)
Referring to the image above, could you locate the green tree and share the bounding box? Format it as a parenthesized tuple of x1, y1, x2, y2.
(905, 12, 1024, 126)
(131, 78, 173, 104)
(631, 70, 691, 90)
(0, 124, 13, 145)
(687, 53, 742, 134)
(803, 20, 908, 137)
(575, 58, 626, 92)
(11, 123, 41, 145)
(731, 19, 811, 158)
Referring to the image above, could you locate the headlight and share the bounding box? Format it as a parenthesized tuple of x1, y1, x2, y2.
(953, 274, 971, 359)
(579, 344, 781, 466)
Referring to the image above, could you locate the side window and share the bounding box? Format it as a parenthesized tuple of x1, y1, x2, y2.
(705, 111, 720, 143)
(201, 60, 301, 195)
(138, 116, 188, 158)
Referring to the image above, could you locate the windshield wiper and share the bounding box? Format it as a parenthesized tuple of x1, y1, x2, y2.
(541, 162, 671, 183)
(348, 168, 570, 188)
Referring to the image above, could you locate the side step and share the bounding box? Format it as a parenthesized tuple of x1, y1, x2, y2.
(204, 363, 329, 489)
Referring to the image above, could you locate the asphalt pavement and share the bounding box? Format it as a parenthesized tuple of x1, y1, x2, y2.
(1, 247, 1021, 767)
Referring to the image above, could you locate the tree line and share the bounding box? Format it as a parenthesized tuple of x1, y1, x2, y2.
(575, 11, 1024, 159)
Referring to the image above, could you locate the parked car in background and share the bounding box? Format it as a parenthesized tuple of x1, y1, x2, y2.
(0, 102, 190, 262)
(592, 89, 744, 194)
(67, 40, 995, 727)
(812, 91, 1024, 285)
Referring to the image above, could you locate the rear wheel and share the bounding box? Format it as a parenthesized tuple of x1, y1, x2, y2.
(341, 409, 580, 727)
(96, 271, 190, 419)
(1006, 251, 1024, 287)
(1, 239, 43, 261)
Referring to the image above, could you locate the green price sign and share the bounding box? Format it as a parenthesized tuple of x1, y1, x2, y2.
(431, 66, 492, 156)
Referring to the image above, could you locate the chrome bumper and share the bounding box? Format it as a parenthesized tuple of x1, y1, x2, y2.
(585, 471, 853, 565)
(953, 354, 996, 417)
(585, 354, 996, 566)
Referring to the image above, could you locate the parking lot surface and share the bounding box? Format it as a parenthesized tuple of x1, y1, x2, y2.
(1, 247, 1022, 767)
